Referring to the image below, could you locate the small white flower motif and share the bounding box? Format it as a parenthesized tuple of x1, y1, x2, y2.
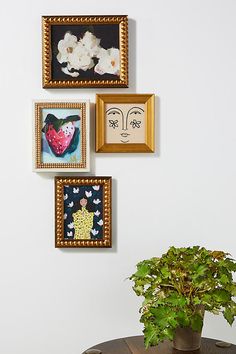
(93, 199, 101, 205)
(94, 48, 120, 76)
(94, 210, 100, 217)
(64, 213, 67, 220)
(97, 219, 103, 226)
(68, 201, 74, 208)
(91, 229, 99, 236)
(68, 222, 74, 229)
(67, 231, 73, 237)
(63, 194, 68, 200)
(57, 32, 78, 64)
(73, 187, 80, 193)
(92, 185, 100, 191)
(85, 191, 92, 198)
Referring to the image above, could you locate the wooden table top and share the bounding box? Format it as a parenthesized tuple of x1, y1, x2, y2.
(83, 335, 236, 354)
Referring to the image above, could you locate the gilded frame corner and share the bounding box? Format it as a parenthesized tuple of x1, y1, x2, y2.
(95, 94, 155, 153)
(33, 100, 90, 172)
(55, 176, 112, 248)
(42, 15, 128, 88)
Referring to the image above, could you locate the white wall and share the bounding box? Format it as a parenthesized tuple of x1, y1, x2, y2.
(0, 0, 236, 353)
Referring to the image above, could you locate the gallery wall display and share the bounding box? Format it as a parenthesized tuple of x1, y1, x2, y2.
(33, 101, 90, 172)
(55, 176, 112, 248)
(34, 14, 156, 249)
(42, 15, 128, 88)
(96, 94, 155, 152)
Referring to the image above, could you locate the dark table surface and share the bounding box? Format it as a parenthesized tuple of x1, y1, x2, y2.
(83, 335, 236, 354)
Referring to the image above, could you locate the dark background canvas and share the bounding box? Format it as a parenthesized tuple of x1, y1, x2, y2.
(51, 24, 120, 81)
(63, 185, 104, 240)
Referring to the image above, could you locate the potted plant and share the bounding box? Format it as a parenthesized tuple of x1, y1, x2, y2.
(130, 246, 236, 351)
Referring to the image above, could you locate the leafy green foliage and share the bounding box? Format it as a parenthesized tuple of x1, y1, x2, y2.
(130, 246, 236, 348)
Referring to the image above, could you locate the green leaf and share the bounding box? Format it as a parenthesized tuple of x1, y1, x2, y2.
(212, 289, 231, 303)
(219, 274, 230, 285)
(223, 308, 235, 325)
(196, 265, 208, 276)
(135, 263, 150, 278)
(160, 266, 171, 278)
(165, 293, 187, 307)
(162, 327, 174, 340)
(132, 285, 144, 296)
(219, 259, 236, 272)
(150, 306, 169, 320)
(177, 311, 190, 327)
(190, 314, 203, 332)
(227, 283, 236, 296)
(201, 293, 212, 306)
(192, 296, 201, 305)
(143, 324, 159, 348)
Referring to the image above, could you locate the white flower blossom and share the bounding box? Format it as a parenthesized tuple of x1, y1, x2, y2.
(67, 42, 94, 71)
(94, 48, 120, 76)
(92, 185, 100, 191)
(97, 219, 103, 226)
(56, 31, 120, 77)
(85, 191, 92, 198)
(57, 32, 78, 64)
(79, 31, 101, 57)
(91, 229, 99, 236)
(68, 222, 74, 229)
(93, 199, 101, 205)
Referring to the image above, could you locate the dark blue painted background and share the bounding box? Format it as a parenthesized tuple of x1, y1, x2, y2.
(63, 185, 103, 240)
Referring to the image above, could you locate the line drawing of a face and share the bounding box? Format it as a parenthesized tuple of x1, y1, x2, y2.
(105, 103, 145, 144)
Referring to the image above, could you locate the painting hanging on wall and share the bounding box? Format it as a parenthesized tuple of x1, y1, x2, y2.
(96, 94, 155, 152)
(33, 101, 90, 172)
(55, 176, 112, 248)
(42, 15, 128, 88)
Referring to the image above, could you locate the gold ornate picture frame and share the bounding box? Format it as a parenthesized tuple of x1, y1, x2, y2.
(42, 15, 128, 88)
(96, 94, 155, 153)
(55, 176, 112, 248)
(33, 100, 90, 172)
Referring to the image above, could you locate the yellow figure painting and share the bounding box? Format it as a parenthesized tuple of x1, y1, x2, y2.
(72, 198, 94, 239)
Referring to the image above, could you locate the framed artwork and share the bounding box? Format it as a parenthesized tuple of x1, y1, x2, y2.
(55, 176, 112, 248)
(96, 94, 155, 152)
(42, 15, 128, 88)
(33, 101, 89, 172)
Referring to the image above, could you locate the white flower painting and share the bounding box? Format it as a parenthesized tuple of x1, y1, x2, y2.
(95, 48, 120, 76)
(56, 31, 120, 78)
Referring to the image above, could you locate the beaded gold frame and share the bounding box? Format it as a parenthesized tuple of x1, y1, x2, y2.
(55, 176, 112, 248)
(42, 15, 128, 88)
(33, 101, 89, 172)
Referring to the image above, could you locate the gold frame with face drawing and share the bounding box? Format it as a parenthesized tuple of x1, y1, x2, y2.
(42, 15, 128, 88)
(96, 94, 155, 152)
